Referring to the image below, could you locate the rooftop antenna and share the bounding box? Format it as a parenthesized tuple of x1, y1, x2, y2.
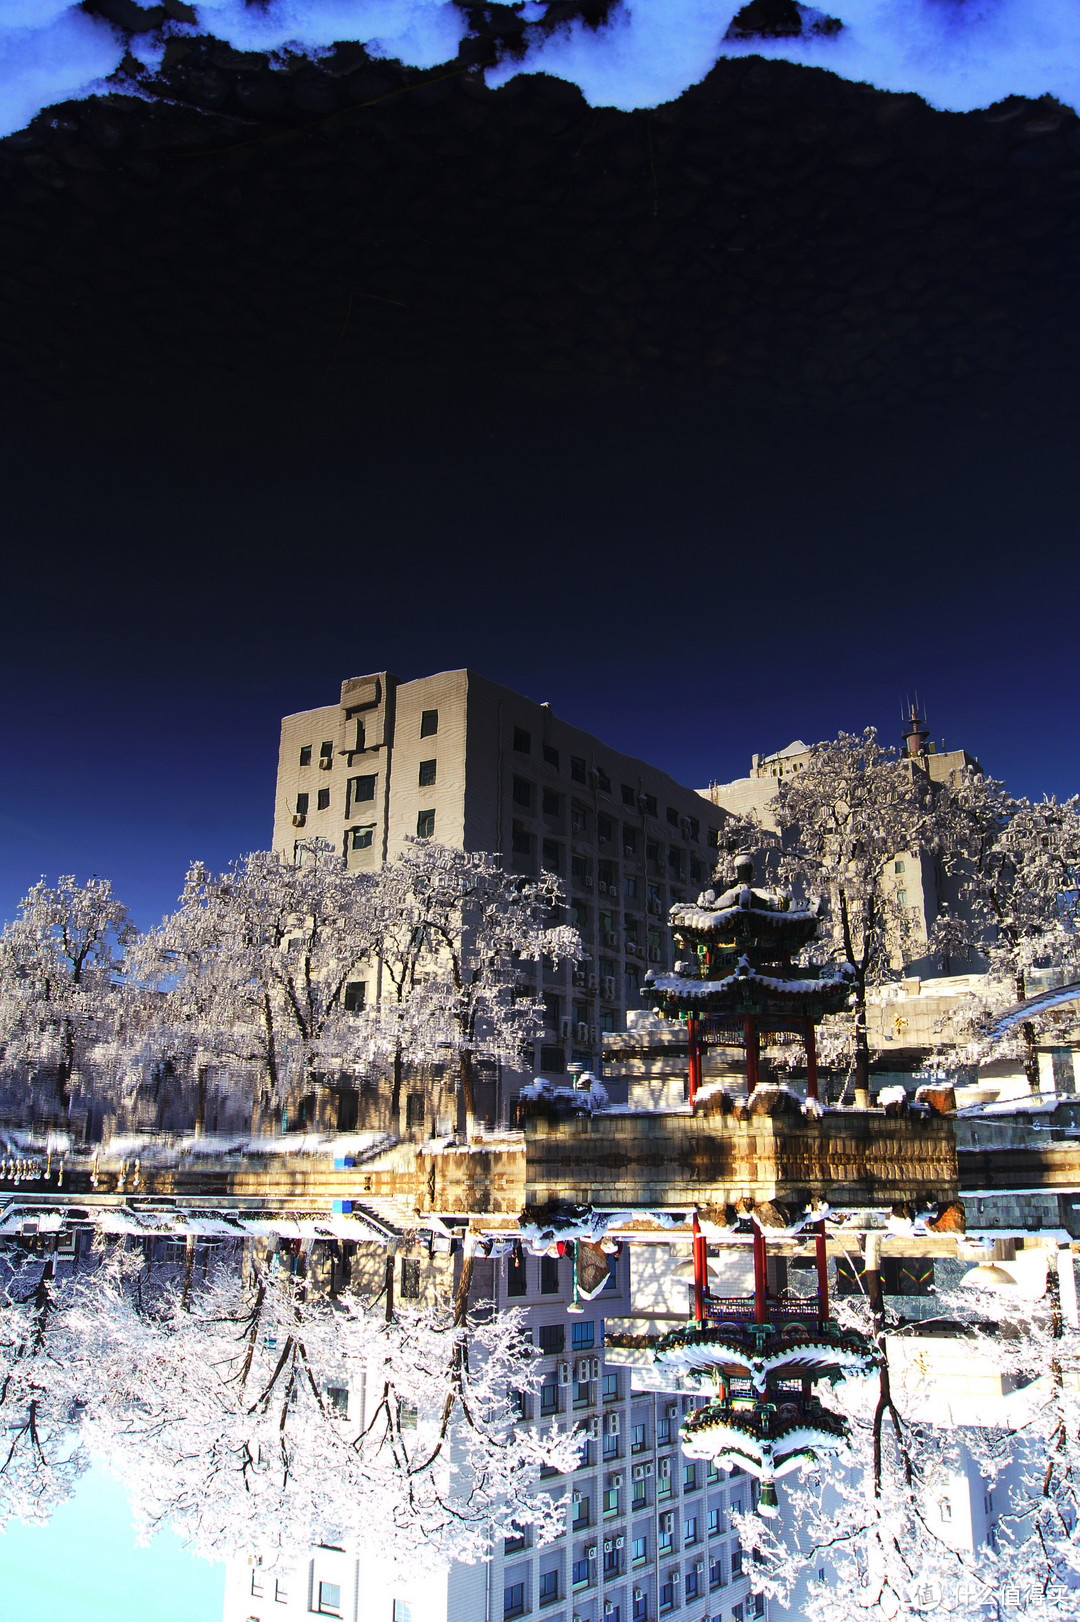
(902, 692, 930, 758)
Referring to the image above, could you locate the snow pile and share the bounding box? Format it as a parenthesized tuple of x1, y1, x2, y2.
(519, 1072, 609, 1113)
(7, 0, 1080, 141)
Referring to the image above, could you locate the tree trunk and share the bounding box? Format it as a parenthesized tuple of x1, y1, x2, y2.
(853, 978, 871, 1109)
(1015, 969, 1040, 1093)
(55, 1018, 74, 1112)
(459, 1050, 477, 1141)
(194, 1067, 207, 1137)
(384, 1249, 395, 1324)
(391, 1045, 403, 1135)
(454, 1254, 474, 1329)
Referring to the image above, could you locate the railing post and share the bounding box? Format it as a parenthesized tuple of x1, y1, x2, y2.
(754, 1224, 767, 1323)
(687, 1016, 701, 1108)
(815, 1221, 829, 1322)
(745, 1016, 760, 1094)
(692, 1212, 706, 1324)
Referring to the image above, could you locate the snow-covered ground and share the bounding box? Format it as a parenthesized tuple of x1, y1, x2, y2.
(6, 0, 1080, 142)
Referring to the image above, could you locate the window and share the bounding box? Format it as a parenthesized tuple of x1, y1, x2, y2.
(392, 1604, 412, 1622)
(631, 1423, 646, 1453)
(684, 1515, 698, 1544)
(571, 1321, 594, 1350)
(543, 744, 559, 767)
(604, 1545, 619, 1576)
(690, 860, 702, 882)
(939, 1498, 952, 1522)
(621, 784, 635, 804)
(633, 1596, 648, 1622)
(603, 1372, 619, 1402)
(318, 788, 330, 811)
(540, 1381, 560, 1415)
(604, 1485, 619, 1515)
(350, 824, 374, 850)
(319, 741, 333, 763)
(571, 852, 591, 883)
(667, 806, 679, 826)
(405, 1093, 424, 1127)
(543, 788, 561, 816)
(732, 1548, 743, 1577)
(604, 1253, 620, 1292)
(275, 1575, 289, 1603)
(573, 1494, 590, 1529)
(733, 1605, 744, 1622)
(685, 1569, 699, 1599)
(349, 773, 376, 804)
(624, 876, 638, 899)
(299, 745, 312, 767)
(641, 794, 657, 817)
(295, 792, 309, 815)
(894, 859, 906, 873)
(659, 1579, 674, 1610)
(417, 809, 435, 838)
(507, 1252, 527, 1297)
(632, 1482, 647, 1511)
(514, 726, 531, 753)
(540, 1044, 566, 1074)
(603, 1431, 619, 1460)
(708, 825, 720, 848)
(710, 1558, 722, 1589)
(343, 981, 366, 1012)
(708, 1509, 721, 1537)
(668, 848, 682, 878)
(572, 1559, 590, 1588)
(316, 1581, 340, 1615)
(571, 804, 588, 834)
(657, 1417, 671, 1445)
(542, 838, 562, 871)
(401, 1258, 421, 1300)
(597, 814, 613, 843)
(420, 710, 438, 737)
(659, 1525, 673, 1556)
(513, 776, 533, 807)
(539, 1569, 559, 1604)
(683, 1464, 697, 1491)
(633, 1536, 647, 1565)
(541, 1256, 561, 1295)
(573, 1379, 591, 1409)
(623, 826, 638, 854)
(250, 1573, 264, 1597)
(754, 1594, 766, 1617)
(418, 759, 437, 787)
(513, 826, 534, 856)
(570, 756, 587, 784)
(686, 817, 699, 840)
(505, 1530, 527, 1554)
(398, 1400, 417, 1431)
(538, 1321, 564, 1352)
(504, 1582, 525, 1618)
(596, 767, 612, 794)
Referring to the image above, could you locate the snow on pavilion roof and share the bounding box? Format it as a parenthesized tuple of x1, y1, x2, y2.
(644, 961, 855, 1018)
(679, 1398, 850, 1479)
(653, 1322, 876, 1394)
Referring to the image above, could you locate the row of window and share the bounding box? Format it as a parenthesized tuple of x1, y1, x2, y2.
(506, 729, 717, 840)
(505, 1576, 760, 1621)
(297, 711, 439, 771)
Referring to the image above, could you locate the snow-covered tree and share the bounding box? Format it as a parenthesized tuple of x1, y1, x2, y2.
(0, 876, 135, 1111)
(931, 779, 1080, 1088)
(80, 1248, 578, 1567)
(365, 841, 580, 1137)
(768, 731, 943, 1101)
(133, 842, 381, 1121)
(0, 1241, 90, 1529)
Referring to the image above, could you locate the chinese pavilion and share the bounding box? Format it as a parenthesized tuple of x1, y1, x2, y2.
(641, 856, 874, 1513)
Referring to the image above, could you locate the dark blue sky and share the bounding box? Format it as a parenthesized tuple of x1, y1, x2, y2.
(3, 398, 1077, 933)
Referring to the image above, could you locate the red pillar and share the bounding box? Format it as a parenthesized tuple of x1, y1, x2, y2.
(692, 1212, 706, 1324)
(687, 1016, 701, 1108)
(815, 1221, 829, 1321)
(753, 1223, 768, 1323)
(805, 1019, 819, 1104)
(744, 1016, 760, 1094)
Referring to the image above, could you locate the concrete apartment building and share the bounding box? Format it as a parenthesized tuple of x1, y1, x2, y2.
(224, 1243, 761, 1622)
(272, 670, 725, 1081)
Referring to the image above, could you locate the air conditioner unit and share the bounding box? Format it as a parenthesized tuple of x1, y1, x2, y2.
(604, 932, 618, 948)
(666, 1403, 679, 1418)
(319, 757, 333, 770)
(644, 1462, 654, 1477)
(632, 1464, 645, 1481)
(558, 1361, 571, 1386)
(648, 899, 661, 915)
(588, 1418, 601, 1438)
(572, 1489, 582, 1504)
(586, 1544, 598, 1559)
(671, 1570, 681, 1585)
(615, 1536, 625, 1549)
(572, 971, 587, 988)
(585, 875, 594, 888)
(587, 974, 598, 993)
(682, 820, 692, 838)
(612, 1473, 623, 1488)
(660, 1513, 674, 1534)
(292, 813, 306, 827)
(560, 1019, 571, 1040)
(604, 1604, 615, 1617)
(604, 1540, 613, 1554)
(602, 976, 616, 999)
(590, 1356, 601, 1380)
(624, 844, 635, 857)
(657, 1459, 670, 1479)
(589, 1025, 599, 1045)
(633, 1589, 644, 1603)
(608, 1412, 620, 1435)
(695, 1560, 706, 1574)
(576, 1022, 589, 1042)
